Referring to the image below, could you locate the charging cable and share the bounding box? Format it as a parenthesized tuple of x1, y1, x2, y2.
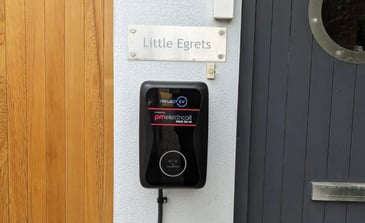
(157, 189, 168, 223)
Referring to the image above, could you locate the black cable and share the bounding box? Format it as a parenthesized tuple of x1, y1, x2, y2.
(157, 189, 167, 223)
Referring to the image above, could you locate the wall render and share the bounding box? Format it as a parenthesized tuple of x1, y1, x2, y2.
(114, 0, 242, 222)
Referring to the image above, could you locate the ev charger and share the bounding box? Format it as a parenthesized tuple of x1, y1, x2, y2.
(140, 81, 208, 188)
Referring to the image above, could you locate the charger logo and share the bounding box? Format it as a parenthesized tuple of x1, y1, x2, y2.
(160, 96, 188, 108)
(154, 114, 193, 122)
(176, 96, 188, 107)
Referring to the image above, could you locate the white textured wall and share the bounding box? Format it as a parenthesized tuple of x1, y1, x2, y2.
(114, 0, 242, 222)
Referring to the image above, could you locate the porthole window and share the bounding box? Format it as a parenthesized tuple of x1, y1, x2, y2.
(309, 0, 365, 63)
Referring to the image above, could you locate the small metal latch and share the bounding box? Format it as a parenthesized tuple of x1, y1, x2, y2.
(207, 63, 216, 80)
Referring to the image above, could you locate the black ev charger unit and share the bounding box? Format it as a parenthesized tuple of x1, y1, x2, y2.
(139, 81, 208, 223)
(139, 81, 208, 188)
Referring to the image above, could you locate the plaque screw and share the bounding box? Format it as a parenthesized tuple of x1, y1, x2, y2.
(218, 54, 224, 60)
(130, 52, 136, 57)
(219, 30, 225, 36)
(130, 29, 136, 34)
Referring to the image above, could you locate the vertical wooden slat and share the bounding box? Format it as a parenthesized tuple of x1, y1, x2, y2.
(247, 0, 273, 222)
(0, 0, 7, 221)
(25, 0, 47, 222)
(324, 63, 357, 223)
(45, 0, 66, 221)
(85, 0, 104, 221)
(301, 43, 334, 223)
(6, 0, 28, 222)
(234, 0, 256, 221)
(65, 0, 85, 221)
(280, 0, 313, 221)
(346, 67, 365, 222)
(103, 0, 113, 221)
(262, 0, 292, 222)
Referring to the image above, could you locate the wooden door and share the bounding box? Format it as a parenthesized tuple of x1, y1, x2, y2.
(0, 0, 113, 222)
(235, 0, 365, 222)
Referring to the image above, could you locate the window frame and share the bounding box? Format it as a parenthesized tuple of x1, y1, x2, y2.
(309, 0, 365, 64)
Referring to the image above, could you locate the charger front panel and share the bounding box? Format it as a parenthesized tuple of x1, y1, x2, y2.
(139, 81, 208, 188)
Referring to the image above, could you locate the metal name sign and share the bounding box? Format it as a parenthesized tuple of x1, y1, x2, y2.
(128, 25, 227, 62)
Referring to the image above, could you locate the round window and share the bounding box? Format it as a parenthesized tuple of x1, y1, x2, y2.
(309, 0, 365, 63)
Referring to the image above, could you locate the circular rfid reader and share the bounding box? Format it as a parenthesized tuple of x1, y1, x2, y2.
(159, 150, 187, 177)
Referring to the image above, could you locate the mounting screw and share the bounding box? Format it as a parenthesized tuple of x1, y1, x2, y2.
(130, 52, 136, 57)
(130, 29, 136, 34)
(219, 30, 225, 36)
(218, 54, 225, 60)
(336, 50, 344, 56)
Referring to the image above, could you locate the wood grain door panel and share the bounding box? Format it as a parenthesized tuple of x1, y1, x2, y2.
(0, 0, 113, 222)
